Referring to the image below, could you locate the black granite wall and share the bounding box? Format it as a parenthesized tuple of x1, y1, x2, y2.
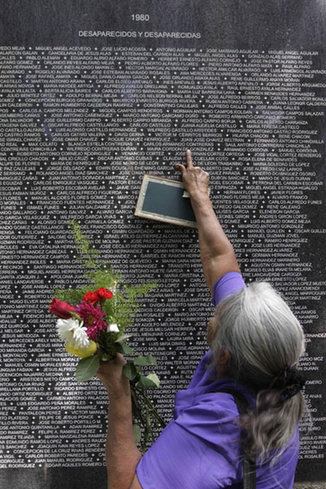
(0, 1, 325, 487)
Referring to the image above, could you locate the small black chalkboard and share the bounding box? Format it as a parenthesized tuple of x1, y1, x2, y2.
(135, 175, 197, 228)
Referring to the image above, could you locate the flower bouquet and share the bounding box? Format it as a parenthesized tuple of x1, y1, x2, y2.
(49, 220, 165, 449)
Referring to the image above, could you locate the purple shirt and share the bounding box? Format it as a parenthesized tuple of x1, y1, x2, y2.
(136, 272, 299, 488)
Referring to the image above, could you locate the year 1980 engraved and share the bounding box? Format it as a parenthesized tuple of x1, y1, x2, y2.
(131, 14, 150, 21)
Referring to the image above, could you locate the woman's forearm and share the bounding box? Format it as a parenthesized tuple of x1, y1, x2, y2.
(96, 355, 142, 489)
(105, 385, 142, 489)
(190, 190, 235, 258)
(176, 151, 240, 294)
(190, 190, 240, 294)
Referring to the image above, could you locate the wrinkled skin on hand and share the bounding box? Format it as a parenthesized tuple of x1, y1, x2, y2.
(175, 149, 210, 196)
(96, 353, 130, 398)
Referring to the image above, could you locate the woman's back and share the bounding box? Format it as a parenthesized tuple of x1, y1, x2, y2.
(137, 349, 300, 489)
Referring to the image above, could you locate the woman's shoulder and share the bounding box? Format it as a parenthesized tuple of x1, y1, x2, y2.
(213, 271, 247, 307)
(174, 378, 255, 439)
(187, 348, 216, 388)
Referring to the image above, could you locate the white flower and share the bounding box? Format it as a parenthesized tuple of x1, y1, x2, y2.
(107, 323, 119, 333)
(57, 318, 79, 342)
(71, 326, 91, 348)
(56, 318, 91, 349)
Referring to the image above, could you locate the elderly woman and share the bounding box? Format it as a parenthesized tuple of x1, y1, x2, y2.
(96, 150, 306, 489)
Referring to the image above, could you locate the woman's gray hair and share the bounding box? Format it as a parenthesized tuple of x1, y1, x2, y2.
(211, 281, 306, 461)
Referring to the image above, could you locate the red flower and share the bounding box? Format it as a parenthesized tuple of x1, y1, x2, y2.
(49, 298, 75, 319)
(83, 291, 98, 304)
(97, 288, 113, 300)
(83, 288, 113, 304)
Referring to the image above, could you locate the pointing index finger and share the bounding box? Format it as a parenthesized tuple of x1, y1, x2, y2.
(186, 149, 194, 169)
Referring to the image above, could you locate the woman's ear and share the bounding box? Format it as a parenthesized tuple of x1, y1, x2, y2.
(217, 350, 231, 378)
(216, 349, 230, 378)
(218, 349, 230, 366)
(207, 317, 218, 346)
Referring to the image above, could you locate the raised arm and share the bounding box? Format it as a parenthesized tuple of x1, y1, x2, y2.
(176, 150, 240, 296)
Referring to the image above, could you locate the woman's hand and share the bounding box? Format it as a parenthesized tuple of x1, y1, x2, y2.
(96, 353, 130, 399)
(175, 149, 210, 198)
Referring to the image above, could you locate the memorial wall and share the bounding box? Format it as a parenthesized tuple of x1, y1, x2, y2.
(0, 1, 325, 487)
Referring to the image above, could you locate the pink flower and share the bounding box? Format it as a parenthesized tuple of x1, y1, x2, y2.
(49, 298, 75, 319)
(75, 302, 107, 340)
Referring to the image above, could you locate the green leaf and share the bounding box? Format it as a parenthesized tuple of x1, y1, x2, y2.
(146, 372, 160, 388)
(114, 343, 123, 354)
(76, 354, 100, 382)
(123, 361, 138, 381)
(133, 424, 141, 445)
(119, 343, 135, 355)
(136, 373, 159, 389)
(115, 333, 133, 343)
(54, 286, 89, 306)
(100, 353, 112, 361)
(133, 355, 157, 367)
(70, 219, 100, 270)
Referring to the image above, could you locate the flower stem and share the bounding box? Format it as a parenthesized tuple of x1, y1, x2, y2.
(136, 388, 166, 428)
